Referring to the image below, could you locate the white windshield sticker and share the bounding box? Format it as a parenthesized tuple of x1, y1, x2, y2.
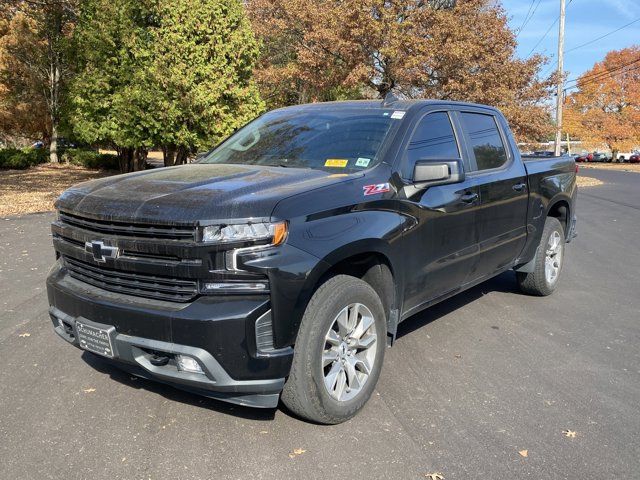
(391, 111, 406, 119)
(355, 158, 371, 167)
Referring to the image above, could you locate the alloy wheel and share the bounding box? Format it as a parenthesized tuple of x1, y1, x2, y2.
(322, 303, 377, 402)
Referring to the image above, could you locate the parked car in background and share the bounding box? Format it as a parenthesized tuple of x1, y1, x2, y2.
(575, 153, 593, 162)
(592, 152, 610, 163)
(533, 150, 555, 157)
(629, 154, 640, 164)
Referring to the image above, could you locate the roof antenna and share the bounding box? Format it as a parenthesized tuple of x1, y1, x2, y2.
(382, 90, 400, 107)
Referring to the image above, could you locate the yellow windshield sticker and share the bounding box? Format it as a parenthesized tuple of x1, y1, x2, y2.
(324, 159, 348, 168)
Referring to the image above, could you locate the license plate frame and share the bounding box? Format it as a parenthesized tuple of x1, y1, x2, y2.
(75, 319, 115, 358)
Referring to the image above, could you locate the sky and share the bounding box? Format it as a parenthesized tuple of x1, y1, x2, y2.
(501, 0, 640, 81)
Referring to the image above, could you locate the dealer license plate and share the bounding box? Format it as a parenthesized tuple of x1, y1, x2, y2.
(76, 320, 115, 358)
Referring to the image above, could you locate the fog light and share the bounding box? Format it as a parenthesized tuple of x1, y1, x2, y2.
(176, 355, 204, 374)
(201, 282, 268, 292)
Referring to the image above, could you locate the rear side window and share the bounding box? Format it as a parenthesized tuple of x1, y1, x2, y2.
(460, 112, 508, 171)
(406, 112, 459, 164)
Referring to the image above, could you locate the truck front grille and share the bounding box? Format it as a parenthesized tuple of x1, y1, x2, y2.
(59, 211, 195, 241)
(62, 255, 198, 303)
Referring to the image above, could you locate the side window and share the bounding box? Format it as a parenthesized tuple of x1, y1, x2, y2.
(460, 112, 508, 171)
(406, 112, 459, 166)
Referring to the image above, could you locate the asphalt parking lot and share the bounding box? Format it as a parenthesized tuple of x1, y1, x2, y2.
(1, 167, 639, 480)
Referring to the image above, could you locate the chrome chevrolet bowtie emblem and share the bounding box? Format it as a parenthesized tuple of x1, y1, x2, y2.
(85, 240, 120, 263)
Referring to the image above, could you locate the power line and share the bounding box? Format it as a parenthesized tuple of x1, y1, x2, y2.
(526, 0, 576, 58)
(566, 17, 640, 54)
(565, 64, 640, 91)
(526, 17, 558, 57)
(516, 0, 543, 38)
(565, 59, 640, 90)
(542, 16, 640, 76)
(565, 56, 640, 85)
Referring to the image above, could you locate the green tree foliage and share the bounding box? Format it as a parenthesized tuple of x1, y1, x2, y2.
(70, 0, 157, 172)
(149, 0, 264, 166)
(70, 0, 263, 172)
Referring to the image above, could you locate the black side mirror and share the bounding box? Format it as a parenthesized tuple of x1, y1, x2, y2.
(413, 159, 465, 188)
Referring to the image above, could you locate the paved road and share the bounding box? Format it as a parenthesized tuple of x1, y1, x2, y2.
(1, 168, 639, 480)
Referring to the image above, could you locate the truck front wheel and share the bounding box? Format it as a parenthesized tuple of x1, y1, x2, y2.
(281, 275, 386, 424)
(517, 216, 565, 296)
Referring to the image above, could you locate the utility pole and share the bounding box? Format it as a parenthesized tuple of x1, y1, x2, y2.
(554, 0, 566, 156)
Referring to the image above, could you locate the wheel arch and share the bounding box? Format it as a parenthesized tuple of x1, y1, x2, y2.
(546, 197, 571, 239)
(304, 240, 402, 343)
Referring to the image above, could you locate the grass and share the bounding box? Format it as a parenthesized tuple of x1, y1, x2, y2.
(0, 163, 115, 217)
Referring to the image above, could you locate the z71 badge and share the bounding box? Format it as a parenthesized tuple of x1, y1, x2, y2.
(363, 183, 391, 196)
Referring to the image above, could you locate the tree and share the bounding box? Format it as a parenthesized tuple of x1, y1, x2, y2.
(147, 0, 264, 166)
(247, 0, 553, 141)
(565, 46, 640, 158)
(0, 1, 76, 161)
(0, 10, 49, 144)
(70, 0, 157, 172)
(70, 0, 263, 171)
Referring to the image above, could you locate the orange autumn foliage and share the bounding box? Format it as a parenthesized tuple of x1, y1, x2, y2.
(565, 46, 640, 155)
(247, 0, 554, 141)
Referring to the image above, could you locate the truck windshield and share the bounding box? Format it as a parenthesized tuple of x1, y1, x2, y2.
(200, 108, 399, 172)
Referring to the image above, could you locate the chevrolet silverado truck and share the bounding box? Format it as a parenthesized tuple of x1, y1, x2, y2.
(47, 99, 577, 424)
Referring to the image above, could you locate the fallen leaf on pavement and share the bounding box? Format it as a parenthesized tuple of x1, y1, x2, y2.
(289, 448, 306, 458)
(18, 333, 31, 337)
(425, 473, 444, 480)
(562, 430, 577, 438)
(519, 450, 528, 457)
(83, 388, 96, 393)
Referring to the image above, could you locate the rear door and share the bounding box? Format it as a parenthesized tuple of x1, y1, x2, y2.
(398, 109, 481, 315)
(455, 109, 529, 281)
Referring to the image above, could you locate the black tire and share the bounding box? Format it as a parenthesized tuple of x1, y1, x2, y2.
(281, 275, 386, 424)
(517, 217, 565, 296)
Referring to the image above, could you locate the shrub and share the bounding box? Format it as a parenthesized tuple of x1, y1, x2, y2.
(0, 147, 48, 169)
(62, 148, 119, 170)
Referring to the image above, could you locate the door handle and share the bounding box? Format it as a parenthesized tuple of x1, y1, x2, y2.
(513, 182, 527, 192)
(460, 192, 478, 203)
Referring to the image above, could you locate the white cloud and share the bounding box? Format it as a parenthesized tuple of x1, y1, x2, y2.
(596, 0, 640, 20)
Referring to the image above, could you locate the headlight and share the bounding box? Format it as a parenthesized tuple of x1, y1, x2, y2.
(201, 221, 288, 245)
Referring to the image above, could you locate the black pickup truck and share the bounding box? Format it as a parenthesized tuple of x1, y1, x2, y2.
(47, 99, 577, 424)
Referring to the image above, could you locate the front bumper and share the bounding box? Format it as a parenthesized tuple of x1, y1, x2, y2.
(47, 261, 292, 408)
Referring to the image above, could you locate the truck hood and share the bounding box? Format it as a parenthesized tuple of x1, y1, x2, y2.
(55, 164, 356, 224)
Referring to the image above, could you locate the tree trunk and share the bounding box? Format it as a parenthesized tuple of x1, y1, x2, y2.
(175, 146, 189, 165)
(163, 144, 177, 166)
(117, 147, 133, 173)
(46, 3, 63, 164)
(49, 123, 59, 163)
(133, 148, 148, 171)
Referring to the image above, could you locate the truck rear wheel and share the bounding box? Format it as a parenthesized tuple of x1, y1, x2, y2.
(281, 275, 386, 424)
(517, 216, 565, 296)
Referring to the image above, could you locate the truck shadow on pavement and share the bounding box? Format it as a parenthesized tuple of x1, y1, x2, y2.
(396, 271, 520, 340)
(80, 352, 278, 421)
